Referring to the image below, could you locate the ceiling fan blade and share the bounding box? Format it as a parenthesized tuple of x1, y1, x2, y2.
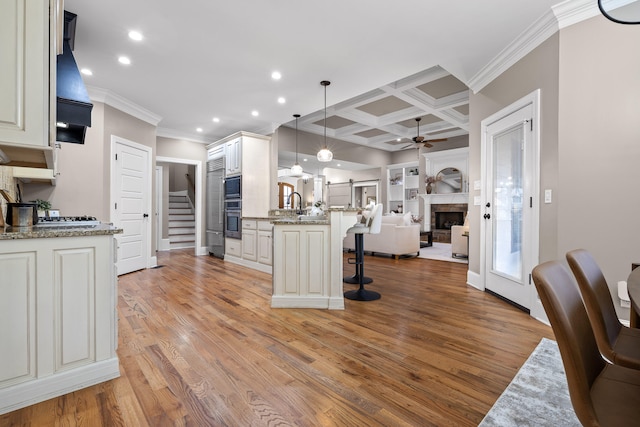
(423, 142, 433, 148)
(424, 138, 448, 143)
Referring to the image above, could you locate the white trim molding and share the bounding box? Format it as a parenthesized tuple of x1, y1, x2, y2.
(469, 0, 600, 94)
(87, 86, 162, 126)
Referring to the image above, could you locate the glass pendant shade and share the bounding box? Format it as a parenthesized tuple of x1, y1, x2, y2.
(316, 148, 333, 162)
(317, 80, 333, 163)
(290, 162, 303, 177)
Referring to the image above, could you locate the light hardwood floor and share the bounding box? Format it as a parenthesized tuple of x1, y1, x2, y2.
(1, 250, 553, 426)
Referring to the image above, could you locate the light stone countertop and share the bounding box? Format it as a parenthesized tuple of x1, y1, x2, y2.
(0, 223, 123, 240)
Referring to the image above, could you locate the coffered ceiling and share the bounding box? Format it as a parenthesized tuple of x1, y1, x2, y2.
(288, 66, 470, 152)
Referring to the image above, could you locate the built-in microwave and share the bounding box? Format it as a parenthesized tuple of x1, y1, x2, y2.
(224, 175, 241, 199)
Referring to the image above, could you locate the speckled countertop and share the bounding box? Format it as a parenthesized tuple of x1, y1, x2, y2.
(0, 223, 123, 240)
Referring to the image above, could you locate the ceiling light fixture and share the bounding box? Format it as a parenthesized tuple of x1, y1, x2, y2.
(278, 97, 286, 104)
(212, 117, 220, 123)
(128, 30, 143, 41)
(290, 114, 304, 177)
(196, 128, 203, 133)
(272, 71, 282, 80)
(251, 110, 259, 117)
(118, 56, 131, 65)
(80, 68, 93, 76)
(317, 80, 333, 162)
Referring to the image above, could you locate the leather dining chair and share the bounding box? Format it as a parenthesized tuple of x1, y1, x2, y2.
(532, 261, 640, 426)
(566, 249, 640, 370)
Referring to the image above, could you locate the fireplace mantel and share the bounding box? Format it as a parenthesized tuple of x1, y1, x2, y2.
(420, 193, 469, 205)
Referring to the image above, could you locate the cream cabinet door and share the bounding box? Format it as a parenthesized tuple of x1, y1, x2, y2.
(0, 0, 49, 147)
(257, 230, 272, 265)
(0, 252, 37, 388)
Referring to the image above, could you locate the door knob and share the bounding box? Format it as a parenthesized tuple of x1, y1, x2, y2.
(483, 213, 491, 219)
(486, 202, 491, 208)
(143, 213, 149, 218)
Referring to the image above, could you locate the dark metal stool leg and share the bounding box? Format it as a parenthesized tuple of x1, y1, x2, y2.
(344, 231, 373, 284)
(344, 234, 381, 301)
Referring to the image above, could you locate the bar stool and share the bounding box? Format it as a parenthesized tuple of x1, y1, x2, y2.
(344, 203, 383, 301)
(344, 204, 374, 285)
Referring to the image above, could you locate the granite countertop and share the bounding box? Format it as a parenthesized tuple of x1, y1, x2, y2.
(271, 218, 330, 225)
(0, 223, 123, 240)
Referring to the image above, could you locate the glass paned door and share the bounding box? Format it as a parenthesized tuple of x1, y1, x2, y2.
(492, 126, 523, 281)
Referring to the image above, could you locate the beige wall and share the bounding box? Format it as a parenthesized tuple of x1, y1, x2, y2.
(556, 16, 640, 317)
(470, 33, 560, 275)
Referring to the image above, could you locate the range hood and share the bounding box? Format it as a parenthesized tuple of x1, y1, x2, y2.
(56, 11, 92, 144)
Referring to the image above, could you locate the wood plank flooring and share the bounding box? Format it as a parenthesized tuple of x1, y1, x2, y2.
(1, 250, 553, 426)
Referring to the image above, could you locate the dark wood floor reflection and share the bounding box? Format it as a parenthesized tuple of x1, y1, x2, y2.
(2, 249, 552, 426)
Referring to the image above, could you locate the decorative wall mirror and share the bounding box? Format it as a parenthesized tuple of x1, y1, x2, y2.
(598, 0, 640, 24)
(435, 167, 462, 194)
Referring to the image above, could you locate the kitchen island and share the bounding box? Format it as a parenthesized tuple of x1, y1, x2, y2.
(271, 209, 358, 309)
(0, 224, 122, 414)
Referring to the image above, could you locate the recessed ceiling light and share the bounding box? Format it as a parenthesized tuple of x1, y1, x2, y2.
(277, 97, 286, 104)
(271, 71, 282, 80)
(80, 68, 93, 76)
(118, 56, 131, 65)
(396, 138, 401, 142)
(212, 117, 220, 123)
(251, 110, 259, 117)
(196, 128, 203, 133)
(303, 158, 308, 162)
(337, 164, 341, 167)
(128, 30, 143, 41)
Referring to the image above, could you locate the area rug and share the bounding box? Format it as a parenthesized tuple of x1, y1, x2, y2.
(479, 338, 580, 426)
(418, 242, 468, 264)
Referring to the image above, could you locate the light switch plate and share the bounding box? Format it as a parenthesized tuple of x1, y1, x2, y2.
(544, 189, 552, 204)
(474, 180, 481, 190)
(474, 196, 481, 206)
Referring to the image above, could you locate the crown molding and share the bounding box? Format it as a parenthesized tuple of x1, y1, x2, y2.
(468, 0, 599, 94)
(156, 127, 214, 144)
(86, 85, 163, 126)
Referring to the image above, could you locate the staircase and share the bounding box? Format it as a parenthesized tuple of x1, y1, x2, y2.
(168, 193, 196, 250)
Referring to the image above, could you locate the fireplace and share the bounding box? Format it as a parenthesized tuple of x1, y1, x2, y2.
(435, 211, 464, 230)
(430, 203, 468, 243)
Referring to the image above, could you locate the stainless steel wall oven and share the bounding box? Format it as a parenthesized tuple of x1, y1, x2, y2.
(224, 199, 241, 239)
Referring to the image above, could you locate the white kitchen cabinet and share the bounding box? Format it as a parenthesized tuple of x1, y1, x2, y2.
(225, 138, 242, 176)
(241, 219, 257, 261)
(257, 220, 272, 266)
(225, 237, 242, 257)
(0, 0, 51, 149)
(0, 232, 120, 414)
(272, 223, 330, 305)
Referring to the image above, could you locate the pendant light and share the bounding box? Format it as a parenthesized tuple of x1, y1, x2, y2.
(317, 80, 333, 162)
(290, 114, 304, 177)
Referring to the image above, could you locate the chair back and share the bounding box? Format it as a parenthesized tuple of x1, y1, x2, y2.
(368, 203, 383, 234)
(532, 261, 605, 425)
(566, 249, 622, 360)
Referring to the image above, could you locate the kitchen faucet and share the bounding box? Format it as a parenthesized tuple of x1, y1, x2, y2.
(288, 192, 304, 215)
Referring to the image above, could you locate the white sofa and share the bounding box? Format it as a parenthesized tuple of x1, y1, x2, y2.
(343, 214, 420, 259)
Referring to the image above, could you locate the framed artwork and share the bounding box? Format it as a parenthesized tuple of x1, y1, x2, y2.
(408, 189, 418, 200)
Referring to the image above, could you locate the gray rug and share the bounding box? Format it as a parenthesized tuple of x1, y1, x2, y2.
(479, 338, 581, 426)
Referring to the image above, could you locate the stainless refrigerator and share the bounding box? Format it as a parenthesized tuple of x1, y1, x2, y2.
(206, 156, 225, 258)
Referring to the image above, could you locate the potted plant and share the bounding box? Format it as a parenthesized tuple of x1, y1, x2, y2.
(31, 199, 51, 217)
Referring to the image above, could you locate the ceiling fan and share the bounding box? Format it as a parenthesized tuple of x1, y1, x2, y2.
(403, 117, 447, 148)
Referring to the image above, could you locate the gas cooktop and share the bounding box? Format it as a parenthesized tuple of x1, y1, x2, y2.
(36, 216, 101, 227)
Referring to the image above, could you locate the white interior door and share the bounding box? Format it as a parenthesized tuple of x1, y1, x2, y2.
(481, 91, 543, 319)
(112, 137, 151, 275)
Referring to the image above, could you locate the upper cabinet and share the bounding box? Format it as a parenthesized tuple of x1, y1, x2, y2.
(225, 138, 241, 176)
(0, 0, 52, 149)
(207, 132, 271, 218)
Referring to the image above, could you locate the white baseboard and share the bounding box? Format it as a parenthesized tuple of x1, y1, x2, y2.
(157, 238, 171, 251)
(224, 255, 272, 274)
(0, 357, 120, 415)
(271, 296, 332, 309)
(149, 255, 157, 268)
(197, 246, 208, 256)
(467, 269, 483, 291)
